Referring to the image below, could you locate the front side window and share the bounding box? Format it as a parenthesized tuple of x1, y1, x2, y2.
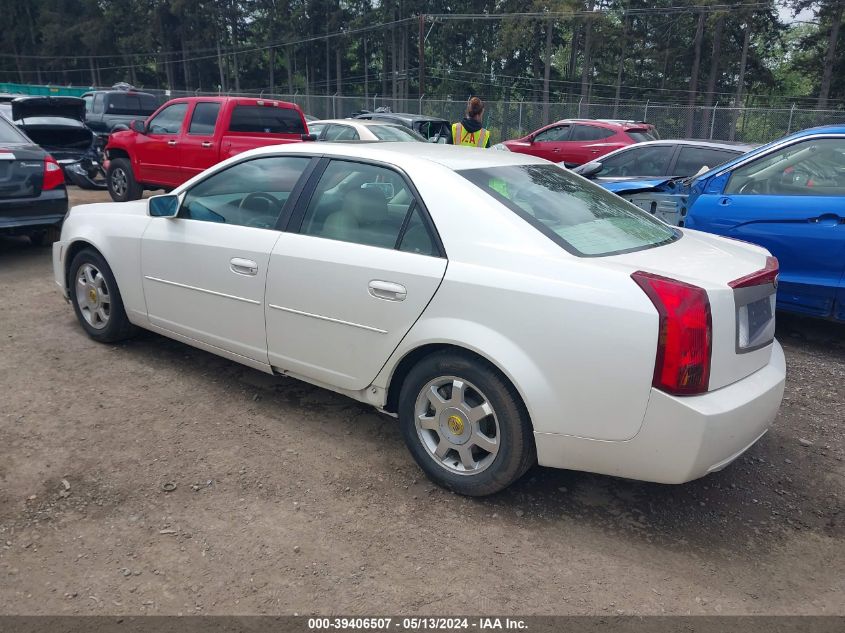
(92, 93, 105, 114)
(534, 125, 570, 142)
(188, 102, 221, 135)
(299, 160, 419, 250)
(600, 145, 674, 178)
(148, 103, 188, 135)
(725, 137, 845, 196)
(82, 95, 94, 112)
(229, 106, 306, 134)
(180, 156, 310, 229)
(460, 164, 678, 257)
(674, 147, 738, 176)
(571, 125, 614, 141)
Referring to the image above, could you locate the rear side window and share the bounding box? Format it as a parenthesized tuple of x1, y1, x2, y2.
(106, 93, 158, 115)
(229, 106, 305, 134)
(0, 116, 28, 143)
(460, 164, 678, 257)
(370, 125, 424, 141)
(600, 145, 674, 178)
(627, 129, 657, 142)
(324, 124, 360, 141)
(188, 102, 221, 135)
(571, 125, 615, 141)
(674, 147, 738, 176)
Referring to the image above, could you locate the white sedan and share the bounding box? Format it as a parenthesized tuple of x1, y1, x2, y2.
(307, 119, 426, 142)
(52, 142, 785, 496)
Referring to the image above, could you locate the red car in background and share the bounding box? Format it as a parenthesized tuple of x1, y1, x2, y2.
(499, 119, 658, 166)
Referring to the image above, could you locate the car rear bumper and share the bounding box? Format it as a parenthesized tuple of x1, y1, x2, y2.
(0, 188, 68, 231)
(535, 340, 786, 484)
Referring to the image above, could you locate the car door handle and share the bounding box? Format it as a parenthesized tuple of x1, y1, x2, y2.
(167, 140, 177, 147)
(368, 280, 407, 302)
(809, 213, 843, 225)
(230, 258, 258, 276)
(201, 142, 213, 148)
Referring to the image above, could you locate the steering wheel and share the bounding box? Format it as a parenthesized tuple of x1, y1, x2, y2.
(738, 179, 770, 194)
(238, 192, 279, 211)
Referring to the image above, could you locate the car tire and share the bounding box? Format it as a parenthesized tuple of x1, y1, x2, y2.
(107, 158, 142, 202)
(398, 351, 536, 496)
(68, 248, 137, 343)
(29, 224, 62, 247)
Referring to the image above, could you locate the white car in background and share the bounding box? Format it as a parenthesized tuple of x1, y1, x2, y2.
(307, 119, 426, 142)
(52, 143, 785, 496)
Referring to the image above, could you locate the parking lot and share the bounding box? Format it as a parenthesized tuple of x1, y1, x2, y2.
(0, 186, 842, 615)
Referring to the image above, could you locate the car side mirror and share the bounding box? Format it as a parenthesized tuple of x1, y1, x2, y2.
(130, 119, 146, 134)
(301, 133, 318, 142)
(148, 194, 179, 218)
(577, 162, 603, 178)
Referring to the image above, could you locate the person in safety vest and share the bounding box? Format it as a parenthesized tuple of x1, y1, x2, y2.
(448, 96, 491, 148)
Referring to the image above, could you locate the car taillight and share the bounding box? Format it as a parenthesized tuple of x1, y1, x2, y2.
(729, 256, 779, 289)
(632, 271, 712, 396)
(43, 156, 64, 190)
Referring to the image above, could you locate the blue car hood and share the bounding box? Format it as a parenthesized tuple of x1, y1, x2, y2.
(601, 178, 674, 194)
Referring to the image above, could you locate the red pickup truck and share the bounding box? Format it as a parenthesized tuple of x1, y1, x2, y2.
(104, 96, 309, 201)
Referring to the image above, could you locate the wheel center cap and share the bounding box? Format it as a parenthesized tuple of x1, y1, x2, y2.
(88, 287, 98, 305)
(440, 408, 471, 444)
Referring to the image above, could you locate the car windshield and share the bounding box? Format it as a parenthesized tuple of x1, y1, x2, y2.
(369, 125, 424, 141)
(0, 116, 28, 142)
(460, 164, 679, 257)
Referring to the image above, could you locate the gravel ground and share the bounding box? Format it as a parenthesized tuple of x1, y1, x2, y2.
(0, 187, 842, 615)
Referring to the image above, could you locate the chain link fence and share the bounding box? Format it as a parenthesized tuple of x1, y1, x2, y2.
(136, 88, 845, 145)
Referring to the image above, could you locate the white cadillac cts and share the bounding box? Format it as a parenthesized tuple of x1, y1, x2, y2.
(53, 142, 785, 496)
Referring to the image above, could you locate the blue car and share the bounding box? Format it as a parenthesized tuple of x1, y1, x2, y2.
(610, 126, 845, 321)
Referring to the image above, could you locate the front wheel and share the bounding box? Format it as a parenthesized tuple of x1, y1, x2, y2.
(107, 157, 142, 202)
(68, 249, 136, 343)
(398, 352, 535, 496)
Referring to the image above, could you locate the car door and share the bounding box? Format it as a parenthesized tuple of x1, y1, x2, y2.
(179, 101, 222, 181)
(141, 154, 315, 363)
(135, 101, 188, 186)
(522, 124, 571, 161)
(687, 135, 845, 318)
(264, 158, 447, 391)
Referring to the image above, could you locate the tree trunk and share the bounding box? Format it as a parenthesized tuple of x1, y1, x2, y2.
(181, 26, 191, 90)
(613, 14, 629, 118)
(269, 47, 275, 93)
(336, 46, 342, 96)
(325, 30, 330, 96)
(286, 46, 293, 95)
(543, 18, 553, 125)
(89, 56, 97, 87)
(216, 37, 226, 92)
(364, 37, 369, 100)
(580, 2, 595, 118)
(729, 21, 750, 141)
(817, 2, 843, 110)
(685, 11, 705, 137)
(391, 6, 397, 105)
(701, 13, 725, 137)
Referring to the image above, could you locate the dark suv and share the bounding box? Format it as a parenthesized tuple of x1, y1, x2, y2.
(354, 111, 451, 143)
(81, 86, 159, 138)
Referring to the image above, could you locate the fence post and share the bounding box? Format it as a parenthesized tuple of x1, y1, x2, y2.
(518, 99, 523, 135)
(373, 93, 377, 111)
(787, 103, 795, 134)
(332, 92, 338, 118)
(419, 93, 425, 115)
(577, 97, 583, 118)
(709, 101, 718, 139)
(643, 100, 649, 122)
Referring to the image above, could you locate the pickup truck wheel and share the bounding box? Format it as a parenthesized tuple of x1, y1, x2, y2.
(107, 158, 142, 202)
(69, 249, 137, 343)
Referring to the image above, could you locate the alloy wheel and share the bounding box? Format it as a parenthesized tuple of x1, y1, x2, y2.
(75, 263, 111, 330)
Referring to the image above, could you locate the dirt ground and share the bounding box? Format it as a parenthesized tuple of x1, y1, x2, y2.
(0, 187, 842, 616)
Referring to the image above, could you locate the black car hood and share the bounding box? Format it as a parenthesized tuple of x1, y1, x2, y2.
(11, 96, 86, 123)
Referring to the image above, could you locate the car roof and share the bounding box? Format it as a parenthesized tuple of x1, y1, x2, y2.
(356, 112, 449, 124)
(614, 139, 758, 152)
(555, 118, 654, 129)
(251, 140, 547, 170)
(312, 119, 407, 127)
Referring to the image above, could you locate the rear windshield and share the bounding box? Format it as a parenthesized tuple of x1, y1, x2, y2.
(229, 106, 306, 134)
(627, 129, 657, 142)
(0, 116, 28, 143)
(369, 124, 424, 141)
(106, 93, 158, 115)
(460, 164, 679, 257)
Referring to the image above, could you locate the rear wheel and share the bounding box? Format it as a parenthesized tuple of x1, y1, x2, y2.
(398, 351, 535, 496)
(68, 249, 136, 343)
(107, 158, 142, 202)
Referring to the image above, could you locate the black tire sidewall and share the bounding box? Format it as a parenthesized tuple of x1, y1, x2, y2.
(398, 352, 535, 496)
(68, 249, 132, 343)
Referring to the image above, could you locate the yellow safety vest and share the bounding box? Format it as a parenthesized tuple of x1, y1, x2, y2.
(452, 122, 490, 148)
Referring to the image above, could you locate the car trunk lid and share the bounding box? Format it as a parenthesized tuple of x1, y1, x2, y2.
(604, 229, 777, 391)
(0, 145, 44, 199)
(11, 96, 86, 122)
